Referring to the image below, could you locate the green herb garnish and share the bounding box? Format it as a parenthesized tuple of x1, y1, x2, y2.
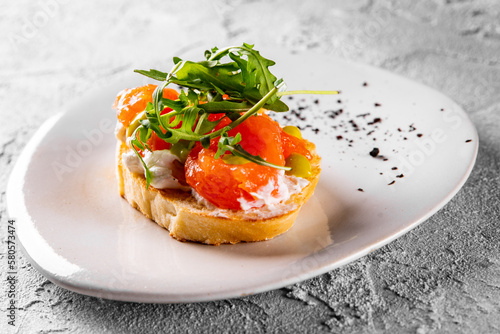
(129, 43, 338, 187)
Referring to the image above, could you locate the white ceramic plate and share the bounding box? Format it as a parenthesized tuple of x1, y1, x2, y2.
(7, 49, 478, 303)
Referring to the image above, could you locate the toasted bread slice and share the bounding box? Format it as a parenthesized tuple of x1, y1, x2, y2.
(116, 141, 321, 245)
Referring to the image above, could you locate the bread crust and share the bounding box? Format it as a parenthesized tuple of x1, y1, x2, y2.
(117, 140, 321, 245)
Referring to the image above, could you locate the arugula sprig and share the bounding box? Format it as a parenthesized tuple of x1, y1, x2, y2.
(129, 43, 337, 187)
(135, 43, 289, 112)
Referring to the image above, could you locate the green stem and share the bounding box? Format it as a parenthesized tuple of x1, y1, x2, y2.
(165, 128, 204, 141)
(131, 127, 152, 187)
(207, 45, 246, 61)
(153, 61, 184, 129)
(277, 90, 339, 96)
(193, 112, 208, 135)
(197, 102, 250, 113)
(225, 145, 291, 171)
(207, 83, 281, 140)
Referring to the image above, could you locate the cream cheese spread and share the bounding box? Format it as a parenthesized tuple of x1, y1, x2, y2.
(122, 149, 190, 190)
(123, 149, 309, 217)
(191, 170, 309, 218)
(237, 170, 309, 211)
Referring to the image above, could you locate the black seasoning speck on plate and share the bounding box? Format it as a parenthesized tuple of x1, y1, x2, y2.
(369, 148, 380, 157)
(368, 117, 382, 125)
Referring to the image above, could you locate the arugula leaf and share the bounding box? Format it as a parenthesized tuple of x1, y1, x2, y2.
(161, 98, 186, 111)
(265, 99, 289, 112)
(206, 43, 279, 104)
(174, 61, 243, 92)
(228, 52, 254, 90)
(130, 43, 338, 184)
(134, 69, 169, 81)
(215, 132, 242, 159)
(238, 44, 277, 103)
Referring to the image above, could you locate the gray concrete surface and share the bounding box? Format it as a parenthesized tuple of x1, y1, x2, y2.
(1, 0, 499, 333)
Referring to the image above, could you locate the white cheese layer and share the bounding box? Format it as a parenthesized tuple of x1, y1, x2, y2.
(191, 171, 309, 218)
(237, 170, 309, 211)
(124, 148, 309, 218)
(115, 121, 126, 142)
(122, 149, 190, 190)
(122, 149, 144, 174)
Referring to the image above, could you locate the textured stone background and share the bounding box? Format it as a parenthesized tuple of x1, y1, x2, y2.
(1, 0, 499, 333)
